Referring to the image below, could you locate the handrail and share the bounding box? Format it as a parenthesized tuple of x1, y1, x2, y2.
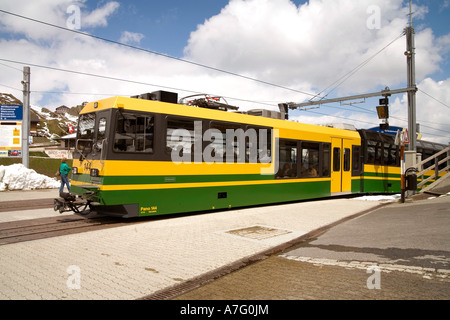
(413, 146, 450, 189)
(413, 146, 450, 169)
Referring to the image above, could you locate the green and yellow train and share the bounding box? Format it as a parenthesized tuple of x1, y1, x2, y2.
(55, 91, 447, 218)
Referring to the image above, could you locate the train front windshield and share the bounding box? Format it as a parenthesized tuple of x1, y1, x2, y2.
(76, 112, 108, 160)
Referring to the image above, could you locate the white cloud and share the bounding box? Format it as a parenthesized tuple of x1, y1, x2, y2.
(401, 77, 450, 144)
(184, 0, 414, 94)
(0, 0, 73, 40)
(119, 31, 145, 45)
(82, 1, 120, 28)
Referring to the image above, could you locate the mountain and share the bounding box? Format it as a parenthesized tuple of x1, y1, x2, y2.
(0, 93, 22, 105)
(0, 93, 81, 144)
(31, 106, 79, 143)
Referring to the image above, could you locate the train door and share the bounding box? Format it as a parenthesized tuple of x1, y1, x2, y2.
(331, 138, 352, 194)
(94, 110, 110, 161)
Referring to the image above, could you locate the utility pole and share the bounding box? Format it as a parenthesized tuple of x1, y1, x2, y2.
(281, 87, 415, 110)
(405, 0, 417, 152)
(22, 66, 30, 168)
(283, 1, 419, 154)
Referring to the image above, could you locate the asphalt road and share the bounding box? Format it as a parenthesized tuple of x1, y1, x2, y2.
(286, 196, 450, 270)
(175, 195, 450, 300)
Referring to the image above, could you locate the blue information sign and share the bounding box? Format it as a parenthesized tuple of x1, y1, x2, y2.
(0, 105, 23, 121)
(368, 126, 403, 136)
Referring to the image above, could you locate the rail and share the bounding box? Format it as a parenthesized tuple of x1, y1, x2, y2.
(413, 146, 450, 189)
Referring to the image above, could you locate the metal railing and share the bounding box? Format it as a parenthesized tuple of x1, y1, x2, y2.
(413, 146, 450, 189)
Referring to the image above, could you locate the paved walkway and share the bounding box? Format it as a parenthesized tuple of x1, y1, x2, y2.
(0, 173, 448, 300)
(0, 189, 383, 300)
(174, 195, 450, 300)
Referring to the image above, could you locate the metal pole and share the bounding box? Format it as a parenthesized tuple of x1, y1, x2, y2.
(22, 66, 30, 168)
(405, 0, 417, 152)
(400, 145, 405, 203)
(286, 87, 415, 109)
(405, 27, 417, 152)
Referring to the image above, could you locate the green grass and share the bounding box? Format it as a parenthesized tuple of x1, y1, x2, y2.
(0, 153, 73, 178)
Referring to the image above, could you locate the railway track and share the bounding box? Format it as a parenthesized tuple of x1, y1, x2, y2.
(0, 215, 133, 246)
(0, 198, 54, 212)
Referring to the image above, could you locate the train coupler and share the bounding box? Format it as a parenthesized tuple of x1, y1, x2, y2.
(54, 192, 91, 216)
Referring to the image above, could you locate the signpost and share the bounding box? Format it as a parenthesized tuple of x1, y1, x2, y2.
(22, 66, 31, 167)
(0, 66, 30, 163)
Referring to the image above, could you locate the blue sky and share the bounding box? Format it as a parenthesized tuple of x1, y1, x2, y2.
(95, 0, 231, 57)
(0, 0, 449, 143)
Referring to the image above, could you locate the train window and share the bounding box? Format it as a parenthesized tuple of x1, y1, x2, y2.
(98, 118, 107, 140)
(367, 140, 382, 165)
(343, 148, 351, 171)
(383, 143, 390, 165)
(276, 140, 297, 179)
(322, 143, 331, 177)
(114, 113, 154, 153)
(77, 113, 96, 153)
(166, 118, 195, 160)
(209, 121, 241, 163)
(94, 117, 107, 152)
(246, 126, 272, 163)
(78, 113, 96, 139)
(384, 143, 399, 167)
(300, 142, 319, 178)
(352, 145, 361, 175)
(333, 147, 340, 171)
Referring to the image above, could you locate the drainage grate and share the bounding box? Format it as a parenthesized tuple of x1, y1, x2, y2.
(226, 225, 292, 240)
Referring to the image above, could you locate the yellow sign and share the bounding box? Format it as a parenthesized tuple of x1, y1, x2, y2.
(0, 121, 22, 157)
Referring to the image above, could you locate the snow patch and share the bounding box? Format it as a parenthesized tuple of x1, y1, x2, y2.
(0, 164, 60, 191)
(352, 194, 401, 202)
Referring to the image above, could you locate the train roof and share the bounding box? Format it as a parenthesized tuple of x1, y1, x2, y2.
(80, 93, 361, 142)
(358, 128, 447, 151)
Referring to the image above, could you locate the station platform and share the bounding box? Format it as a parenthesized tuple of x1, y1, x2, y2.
(0, 174, 448, 300)
(0, 188, 387, 300)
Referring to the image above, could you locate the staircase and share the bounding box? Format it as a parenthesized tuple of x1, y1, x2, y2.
(413, 146, 450, 194)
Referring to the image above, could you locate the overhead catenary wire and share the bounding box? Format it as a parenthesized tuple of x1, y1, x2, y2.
(418, 88, 450, 109)
(1, 8, 448, 114)
(0, 61, 23, 72)
(0, 10, 448, 141)
(1, 8, 447, 113)
(2, 63, 448, 129)
(1, 58, 449, 138)
(0, 9, 316, 98)
(0, 58, 280, 109)
(310, 32, 405, 102)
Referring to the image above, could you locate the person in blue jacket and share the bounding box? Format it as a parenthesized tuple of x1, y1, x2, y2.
(59, 157, 71, 194)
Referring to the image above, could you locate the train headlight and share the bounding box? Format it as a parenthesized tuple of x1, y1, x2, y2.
(90, 168, 100, 177)
(72, 167, 78, 175)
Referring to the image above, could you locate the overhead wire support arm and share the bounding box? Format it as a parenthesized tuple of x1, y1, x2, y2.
(283, 87, 417, 110)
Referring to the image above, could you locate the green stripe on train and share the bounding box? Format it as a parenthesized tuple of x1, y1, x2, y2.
(92, 180, 332, 216)
(360, 178, 401, 193)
